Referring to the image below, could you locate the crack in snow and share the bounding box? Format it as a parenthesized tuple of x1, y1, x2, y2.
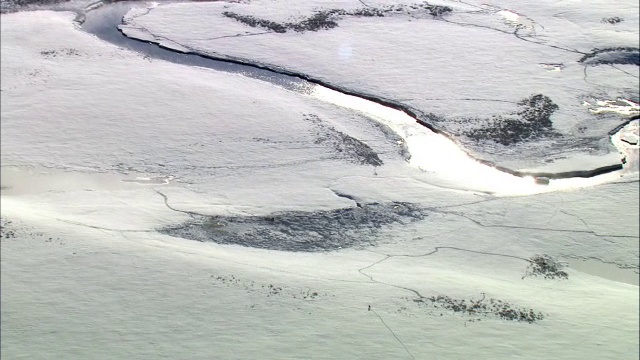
(54, 218, 155, 233)
(357, 246, 532, 299)
(428, 205, 639, 239)
(370, 308, 416, 360)
(189, 31, 274, 42)
(513, 28, 586, 54)
(357, 247, 552, 323)
(154, 189, 206, 219)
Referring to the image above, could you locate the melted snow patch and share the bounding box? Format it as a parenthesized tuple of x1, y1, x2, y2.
(584, 98, 640, 116)
(611, 119, 640, 173)
(539, 63, 564, 72)
(496, 9, 537, 32)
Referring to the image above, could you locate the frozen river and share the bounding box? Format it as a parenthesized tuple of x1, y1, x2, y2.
(80, 1, 634, 186)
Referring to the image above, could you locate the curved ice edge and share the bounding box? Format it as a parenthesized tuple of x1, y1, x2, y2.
(115, 22, 630, 181)
(481, 162, 622, 179)
(609, 114, 639, 136)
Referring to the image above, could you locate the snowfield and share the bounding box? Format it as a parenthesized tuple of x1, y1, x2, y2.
(1, 3, 639, 360)
(119, 0, 640, 172)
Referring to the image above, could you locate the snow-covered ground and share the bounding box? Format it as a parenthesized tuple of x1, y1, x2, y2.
(1, 5, 639, 360)
(119, 0, 640, 172)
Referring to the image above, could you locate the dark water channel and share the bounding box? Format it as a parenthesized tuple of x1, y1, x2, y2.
(78, 1, 626, 181)
(80, 1, 306, 90)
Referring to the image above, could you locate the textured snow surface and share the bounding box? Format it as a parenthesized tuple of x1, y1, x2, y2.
(1, 8, 639, 360)
(120, 0, 640, 171)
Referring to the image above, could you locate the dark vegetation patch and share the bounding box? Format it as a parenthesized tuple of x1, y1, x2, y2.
(223, 12, 290, 33)
(0, 219, 16, 239)
(524, 254, 569, 279)
(464, 94, 560, 145)
(160, 202, 427, 252)
(413, 294, 545, 323)
(3, 0, 66, 3)
(601, 17, 623, 24)
(363, 118, 410, 160)
(1, 0, 67, 6)
(0, 0, 66, 13)
(304, 114, 383, 166)
(211, 274, 330, 301)
(579, 47, 640, 66)
(1, 0, 128, 13)
(222, 2, 452, 33)
(40, 48, 80, 57)
(0, 218, 61, 243)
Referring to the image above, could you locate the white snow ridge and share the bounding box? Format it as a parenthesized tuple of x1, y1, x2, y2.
(1, 1, 638, 359)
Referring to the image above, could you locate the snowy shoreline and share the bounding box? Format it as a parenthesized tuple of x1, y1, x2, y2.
(116, 0, 640, 174)
(110, 28, 637, 179)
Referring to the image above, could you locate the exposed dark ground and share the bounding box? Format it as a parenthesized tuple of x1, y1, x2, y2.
(579, 47, 640, 66)
(1, 0, 68, 12)
(524, 254, 569, 279)
(160, 202, 427, 252)
(413, 294, 545, 323)
(304, 113, 384, 166)
(0, 218, 16, 239)
(0, 0, 130, 13)
(462, 94, 560, 146)
(0, 0, 78, 13)
(222, 2, 452, 33)
(601, 17, 624, 24)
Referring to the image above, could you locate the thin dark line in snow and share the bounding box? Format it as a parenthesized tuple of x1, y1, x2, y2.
(154, 189, 204, 218)
(581, 65, 618, 89)
(560, 210, 639, 240)
(357, 263, 426, 298)
(513, 28, 586, 54)
(371, 309, 416, 360)
(583, 65, 591, 85)
(560, 209, 598, 235)
(55, 218, 154, 233)
(430, 197, 498, 209)
(194, 31, 273, 42)
(394, 246, 531, 262)
(179, 156, 338, 171)
(442, 17, 586, 55)
(359, 254, 392, 275)
(609, 64, 640, 78)
(420, 97, 518, 104)
(357, 246, 531, 300)
(434, 209, 638, 239)
(560, 254, 640, 273)
(441, 18, 512, 34)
